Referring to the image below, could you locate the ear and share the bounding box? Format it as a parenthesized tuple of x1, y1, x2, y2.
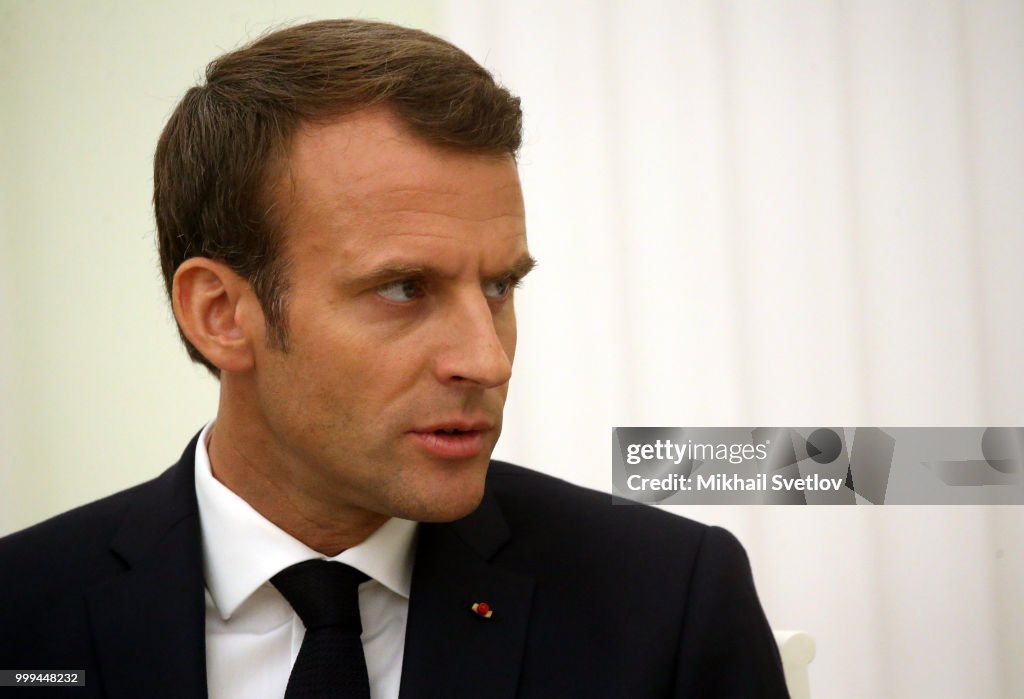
(172, 258, 263, 373)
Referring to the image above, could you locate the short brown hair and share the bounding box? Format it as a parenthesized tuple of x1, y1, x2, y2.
(154, 19, 523, 375)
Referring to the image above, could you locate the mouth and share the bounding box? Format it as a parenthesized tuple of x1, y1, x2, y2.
(408, 421, 494, 459)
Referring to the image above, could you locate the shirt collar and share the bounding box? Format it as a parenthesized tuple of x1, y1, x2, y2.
(193, 421, 418, 621)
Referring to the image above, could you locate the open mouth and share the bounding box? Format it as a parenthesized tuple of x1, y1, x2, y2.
(410, 427, 488, 459)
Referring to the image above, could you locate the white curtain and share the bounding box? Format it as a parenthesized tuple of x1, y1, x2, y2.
(442, 1, 1024, 697)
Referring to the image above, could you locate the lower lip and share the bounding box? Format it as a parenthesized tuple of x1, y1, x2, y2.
(409, 431, 487, 459)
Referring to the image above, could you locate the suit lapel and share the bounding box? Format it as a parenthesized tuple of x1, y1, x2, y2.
(399, 486, 535, 699)
(86, 435, 208, 698)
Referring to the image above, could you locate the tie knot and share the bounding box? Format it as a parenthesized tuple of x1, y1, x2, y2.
(271, 560, 369, 631)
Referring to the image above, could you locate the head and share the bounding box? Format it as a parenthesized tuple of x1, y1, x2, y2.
(155, 20, 532, 527)
(155, 19, 523, 370)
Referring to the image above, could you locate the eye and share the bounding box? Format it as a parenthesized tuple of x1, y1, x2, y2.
(483, 277, 517, 300)
(376, 278, 424, 303)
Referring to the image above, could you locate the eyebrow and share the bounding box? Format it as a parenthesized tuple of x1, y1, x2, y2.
(505, 253, 538, 280)
(356, 253, 537, 287)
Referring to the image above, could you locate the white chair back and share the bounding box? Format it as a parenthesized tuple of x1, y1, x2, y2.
(773, 630, 815, 699)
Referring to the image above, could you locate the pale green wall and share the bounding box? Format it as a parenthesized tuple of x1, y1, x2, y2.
(0, 0, 442, 534)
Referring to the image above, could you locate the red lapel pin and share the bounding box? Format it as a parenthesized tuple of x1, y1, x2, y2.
(471, 601, 493, 619)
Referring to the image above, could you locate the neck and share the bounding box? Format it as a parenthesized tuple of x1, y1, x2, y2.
(205, 412, 388, 557)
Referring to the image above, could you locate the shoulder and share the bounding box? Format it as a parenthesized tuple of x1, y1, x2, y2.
(0, 473, 166, 601)
(0, 480, 147, 559)
(485, 460, 747, 578)
(478, 462, 784, 695)
(0, 435, 198, 574)
(487, 459, 724, 539)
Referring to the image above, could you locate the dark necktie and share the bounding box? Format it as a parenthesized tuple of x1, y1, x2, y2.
(271, 559, 372, 699)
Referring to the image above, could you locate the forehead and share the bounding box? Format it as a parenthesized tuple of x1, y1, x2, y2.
(278, 106, 524, 229)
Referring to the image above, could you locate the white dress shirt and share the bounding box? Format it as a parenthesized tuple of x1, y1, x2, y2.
(194, 422, 417, 699)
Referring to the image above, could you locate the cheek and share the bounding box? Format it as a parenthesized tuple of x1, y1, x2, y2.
(302, 329, 428, 411)
(255, 327, 363, 417)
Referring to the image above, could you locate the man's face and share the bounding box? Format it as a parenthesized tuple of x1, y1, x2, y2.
(243, 106, 530, 524)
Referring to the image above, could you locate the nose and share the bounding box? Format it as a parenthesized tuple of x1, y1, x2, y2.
(434, 291, 513, 389)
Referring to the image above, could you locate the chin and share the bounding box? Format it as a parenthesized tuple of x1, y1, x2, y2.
(396, 470, 488, 523)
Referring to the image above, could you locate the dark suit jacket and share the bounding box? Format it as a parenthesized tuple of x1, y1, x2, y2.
(0, 433, 788, 698)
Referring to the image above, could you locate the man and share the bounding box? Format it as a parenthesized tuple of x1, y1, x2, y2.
(0, 19, 788, 698)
